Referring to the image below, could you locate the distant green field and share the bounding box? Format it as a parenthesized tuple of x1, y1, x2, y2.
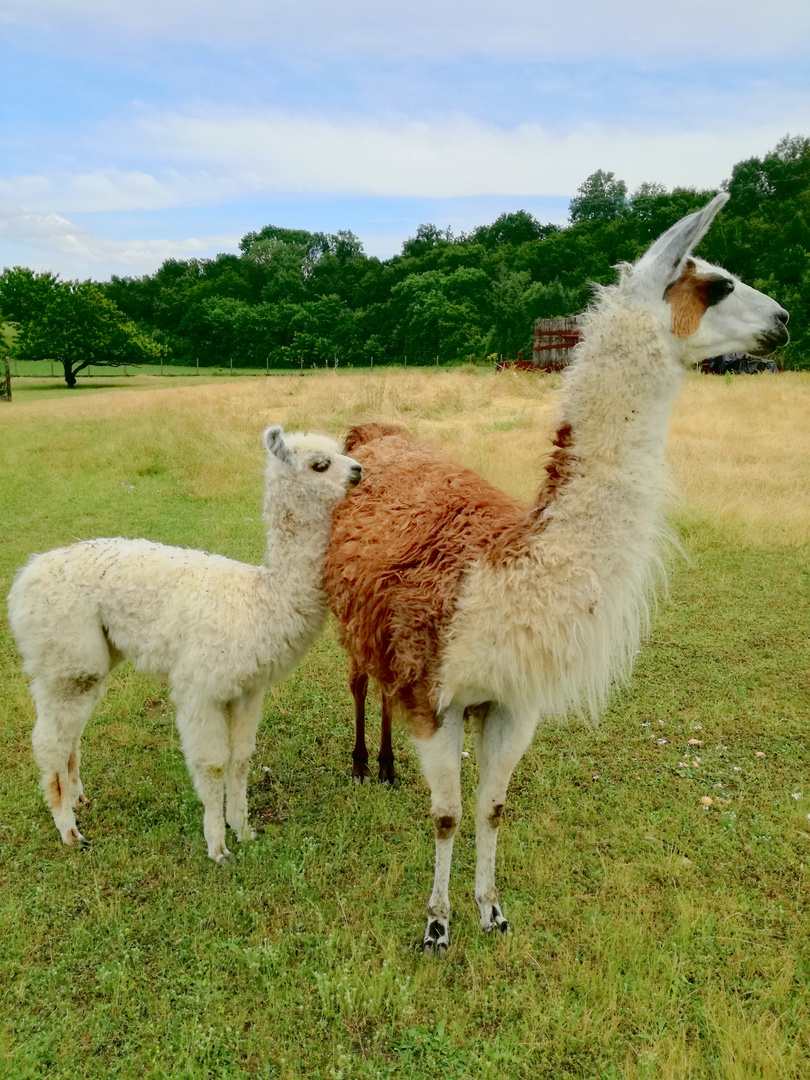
(1, 371, 808, 1080)
(7, 358, 300, 378)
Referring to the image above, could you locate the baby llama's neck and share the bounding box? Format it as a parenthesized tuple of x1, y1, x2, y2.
(261, 489, 337, 621)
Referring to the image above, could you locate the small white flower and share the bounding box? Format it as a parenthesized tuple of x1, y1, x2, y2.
(791, 792, 802, 800)
(657, 739, 667, 745)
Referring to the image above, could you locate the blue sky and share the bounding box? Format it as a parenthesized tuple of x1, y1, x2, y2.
(1, 0, 809, 280)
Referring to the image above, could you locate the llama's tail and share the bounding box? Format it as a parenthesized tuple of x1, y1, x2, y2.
(343, 423, 411, 454)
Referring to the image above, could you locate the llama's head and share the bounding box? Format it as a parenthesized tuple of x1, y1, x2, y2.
(262, 426, 362, 518)
(626, 193, 789, 365)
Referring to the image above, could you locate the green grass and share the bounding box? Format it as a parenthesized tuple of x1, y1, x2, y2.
(0, 379, 808, 1079)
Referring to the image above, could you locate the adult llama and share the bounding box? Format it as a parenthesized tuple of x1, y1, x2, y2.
(324, 194, 789, 954)
(9, 428, 362, 863)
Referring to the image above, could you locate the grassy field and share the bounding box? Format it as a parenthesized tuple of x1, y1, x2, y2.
(1, 369, 808, 1079)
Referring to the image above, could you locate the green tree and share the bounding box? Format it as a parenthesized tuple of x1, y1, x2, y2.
(5, 271, 163, 386)
(569, 170, 628, 224)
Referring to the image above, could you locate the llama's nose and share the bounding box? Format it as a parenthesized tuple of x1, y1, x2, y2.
(348, 464, 363, 487)
(776, 306, 789, 325)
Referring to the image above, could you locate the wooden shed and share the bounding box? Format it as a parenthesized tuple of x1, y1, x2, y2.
(532, 317, 582, 369)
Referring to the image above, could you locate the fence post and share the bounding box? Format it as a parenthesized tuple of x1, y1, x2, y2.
(3, 356, 10, 401)
(370, 355, 374, 371)
(230, 354, 233, 375)
(160, 354, 164, 376)
(266, 354, 270, 376)
(196, 356, 199, 376)
(50, 358, 54, 377)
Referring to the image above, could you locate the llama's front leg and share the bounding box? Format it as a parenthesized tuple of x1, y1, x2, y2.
(473, 704, 537, 934)
(414, 705, 464, 955)
(225, 687, 265, 843)
(177, 703, 232, 863)
(349, 661, 371, 782)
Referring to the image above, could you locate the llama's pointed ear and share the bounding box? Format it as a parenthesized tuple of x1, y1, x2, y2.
(263, 426, 296, 468)
(632, 193, 730, 291)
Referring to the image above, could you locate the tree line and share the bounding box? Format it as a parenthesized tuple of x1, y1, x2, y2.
(2, 135, 809, 385)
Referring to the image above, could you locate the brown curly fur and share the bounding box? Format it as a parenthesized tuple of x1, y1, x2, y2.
(324, 422, 576, 738)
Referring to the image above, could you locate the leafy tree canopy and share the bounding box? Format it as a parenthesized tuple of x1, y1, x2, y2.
(569, 169, 629, 224)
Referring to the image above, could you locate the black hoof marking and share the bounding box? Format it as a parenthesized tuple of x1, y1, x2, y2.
(422, 919, 449, 956)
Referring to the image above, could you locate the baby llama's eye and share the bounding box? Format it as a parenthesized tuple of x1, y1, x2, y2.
(311, 459, 330, 472)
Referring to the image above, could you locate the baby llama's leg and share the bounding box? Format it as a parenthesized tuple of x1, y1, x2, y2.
(67, 740, 90, 808)
(176, 700, 232, 863)
(30, 673, 106, 846)
(413, 705, 464, 955)
(473, 703, 537, 934)
(224, 686, 265, 844)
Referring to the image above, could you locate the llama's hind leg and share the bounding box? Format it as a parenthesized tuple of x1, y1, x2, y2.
(473, 703, 537, 934)
(377, 687, 399, 787)
(414, 705, 464, 955)
(30, 674, 105, 846)
(349, 659, 371, 782)
(177, 702, 232, 863)
(224, 687, 265, 844)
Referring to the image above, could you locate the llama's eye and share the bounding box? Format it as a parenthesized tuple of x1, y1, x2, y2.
(705, 276, 735, 307)
(311, 459, 330, 473)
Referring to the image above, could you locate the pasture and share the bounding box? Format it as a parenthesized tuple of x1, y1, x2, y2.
(1, 369, 808, 1079)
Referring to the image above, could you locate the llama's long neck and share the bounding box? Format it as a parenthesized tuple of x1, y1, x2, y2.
(435, 296, 686, 720)
(534, 298, 683, 550)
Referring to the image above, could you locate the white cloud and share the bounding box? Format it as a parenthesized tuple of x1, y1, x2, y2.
(4, 110, 799, 214)
(0, 206, 236, 278)
(4, 0, 809, 60)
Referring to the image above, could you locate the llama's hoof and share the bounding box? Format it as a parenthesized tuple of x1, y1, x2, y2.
(62, 826, 89, 847)
(422, 917, 450, 957)
(74, 794, 92, 809)
(378, 765, 400, 788)
(212, 849, 235, 865)
(480, 903, 510, 935)
(352, 760, 372, 783)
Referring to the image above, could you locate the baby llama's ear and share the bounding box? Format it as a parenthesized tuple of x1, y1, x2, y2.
(263, 426, 296, 468)
(632, 192, 730, 295)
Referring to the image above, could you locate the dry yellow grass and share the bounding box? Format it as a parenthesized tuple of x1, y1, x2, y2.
(7, 368, 809, 546)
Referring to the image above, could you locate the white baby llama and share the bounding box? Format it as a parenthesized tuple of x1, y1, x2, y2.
(325, 194, 790, 952)
(8, 426, 361, 863)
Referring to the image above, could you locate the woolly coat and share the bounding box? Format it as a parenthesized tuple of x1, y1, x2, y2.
(325, 421, 580, 737)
